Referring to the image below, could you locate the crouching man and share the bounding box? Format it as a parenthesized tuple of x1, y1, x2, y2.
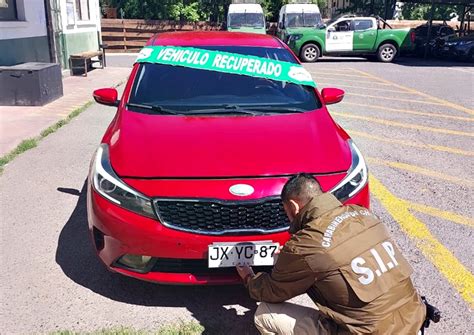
(237, 173, 425, 334)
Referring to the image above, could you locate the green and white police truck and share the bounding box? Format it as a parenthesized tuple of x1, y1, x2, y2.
(287, 16, 415, 63)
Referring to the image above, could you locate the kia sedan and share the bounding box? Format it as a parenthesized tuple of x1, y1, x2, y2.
(88, 31, 369, 285)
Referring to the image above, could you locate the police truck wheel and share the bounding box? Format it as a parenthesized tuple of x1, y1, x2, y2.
(300, 44, 320, 62)
(377, 43, 397, 62)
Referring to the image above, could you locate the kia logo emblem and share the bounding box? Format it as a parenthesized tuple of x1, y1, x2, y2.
(229, 184, 254, 196)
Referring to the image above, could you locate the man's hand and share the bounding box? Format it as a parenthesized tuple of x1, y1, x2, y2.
(236, 264, 255, 285)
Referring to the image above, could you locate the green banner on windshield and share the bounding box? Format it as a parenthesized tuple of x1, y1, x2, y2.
(135, 46, 316, 87)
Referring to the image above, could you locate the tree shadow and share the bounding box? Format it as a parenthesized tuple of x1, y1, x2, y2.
(55, 181, 258, 334)
(393, 56, 473, 67)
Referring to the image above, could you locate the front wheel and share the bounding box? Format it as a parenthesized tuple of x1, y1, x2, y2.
(377, 43, 397, 62)
(300, 43, 320, 62)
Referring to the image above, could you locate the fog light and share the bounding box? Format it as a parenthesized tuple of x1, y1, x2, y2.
(117, 254, 152, 271)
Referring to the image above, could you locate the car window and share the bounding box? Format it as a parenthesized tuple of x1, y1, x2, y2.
(286, 13, 322, 28)
(439, 27, 454, 36)
(229, 13, 264, 28)
(334, 20, 352, 32)
(353, 19, 373, 31)
(129, 46, 321, 115)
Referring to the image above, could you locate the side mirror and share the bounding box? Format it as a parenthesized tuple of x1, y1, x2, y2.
(318, 23, 327, 29)
(321, 88, 345, 105)
(93, 88, 119, 107)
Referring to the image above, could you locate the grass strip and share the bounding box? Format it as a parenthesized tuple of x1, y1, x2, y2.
(0, 101, 93, 174)
(50, 322, 205, 335)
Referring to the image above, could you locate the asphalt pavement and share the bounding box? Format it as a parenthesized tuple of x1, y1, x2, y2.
(0, 55, 473, 334)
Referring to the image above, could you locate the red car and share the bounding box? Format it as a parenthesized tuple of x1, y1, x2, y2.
(88, 31, 369, 285)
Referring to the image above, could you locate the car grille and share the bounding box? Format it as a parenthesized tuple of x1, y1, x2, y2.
(153, 198, 289, 235)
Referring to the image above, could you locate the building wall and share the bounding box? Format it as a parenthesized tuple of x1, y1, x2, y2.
(57, 0, 101, 68)
(0, 0, 50, 65)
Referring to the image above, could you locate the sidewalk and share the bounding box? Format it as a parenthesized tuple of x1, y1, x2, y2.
(0, 67, 130, 157)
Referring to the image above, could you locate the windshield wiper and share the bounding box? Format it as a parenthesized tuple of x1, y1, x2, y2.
(185, 105, 264, 116)
(126, 103, 183, 115)
(247, 106, 307, 114)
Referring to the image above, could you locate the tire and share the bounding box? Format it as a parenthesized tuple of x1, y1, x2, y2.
(300, 43, 320, 62)
(377, 43, 397, 63)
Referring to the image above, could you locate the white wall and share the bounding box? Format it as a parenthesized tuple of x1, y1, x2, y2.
(0, 0, 47, 40)
(60, 0, 101, 35)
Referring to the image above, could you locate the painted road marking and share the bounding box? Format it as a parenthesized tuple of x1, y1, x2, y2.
(343, 102, 474, 122)
(370, 175, 474, 308)
(347, 93, 446, 106)
(347, 130, 474, 156)
(407, 201, 474, 228)
(367, 157, 473, 187)
(318, 82, 410, 94)
(309, 71, 371, 78)
(350, 68, 474, 115)
(314, 77, 393, 85)
(333, 112, 474, 137)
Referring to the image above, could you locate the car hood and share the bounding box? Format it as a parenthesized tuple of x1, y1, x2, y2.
(107, 109, 351, 178)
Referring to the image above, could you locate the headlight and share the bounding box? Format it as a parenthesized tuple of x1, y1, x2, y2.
(288, 34, 303, 42)
(330, 140, 368, 202)
(92, 144, 155, 219)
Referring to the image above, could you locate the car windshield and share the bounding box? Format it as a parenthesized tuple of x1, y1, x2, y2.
(229, 13, 265, 28)
(286, 13, 322, 27)
(128, 46, 321, 115)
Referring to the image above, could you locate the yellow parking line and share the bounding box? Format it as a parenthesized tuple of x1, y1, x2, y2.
(343, 102, 474, 122)
(313, 67, 355, 72)
(347, 130, 474, 156)
(347, 93, 445, 106)
(318, 83, 410, 94)
(407, 201, 474, 228)
(369, 175, 474, 308)
(310, 71, 371, 78)
(333, 112, 474, 137)
(350, 68, 474, 115)
(367, 157, 473, 187)
(316, 77, 393, 85)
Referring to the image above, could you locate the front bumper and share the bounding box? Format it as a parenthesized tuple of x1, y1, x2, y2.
(87, 176, 369, 285)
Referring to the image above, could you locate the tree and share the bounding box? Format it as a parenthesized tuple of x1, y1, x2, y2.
(401, 3, 462, 21)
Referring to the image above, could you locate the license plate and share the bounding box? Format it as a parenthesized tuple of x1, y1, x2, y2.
(444, 46, 449, 51)
(208, 241, 280, 268)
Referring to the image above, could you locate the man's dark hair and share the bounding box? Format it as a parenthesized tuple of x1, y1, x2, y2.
(281, 173, 323, 204)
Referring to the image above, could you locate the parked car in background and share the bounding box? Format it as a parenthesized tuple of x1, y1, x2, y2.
(413, 23, 455, 56)
(277, 2, 322, 43)
(287, 16, 415, 62)
(227, 2, 266, 34)
(435, 33, 474, 62)
(88, 31, 370, 285)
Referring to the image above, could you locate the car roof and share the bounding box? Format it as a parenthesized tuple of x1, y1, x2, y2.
(147, 31, 283, 48)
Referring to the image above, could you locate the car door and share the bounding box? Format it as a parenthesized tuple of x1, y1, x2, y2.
(326, 19, 354, 52)
(352, 18, 377, 51)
